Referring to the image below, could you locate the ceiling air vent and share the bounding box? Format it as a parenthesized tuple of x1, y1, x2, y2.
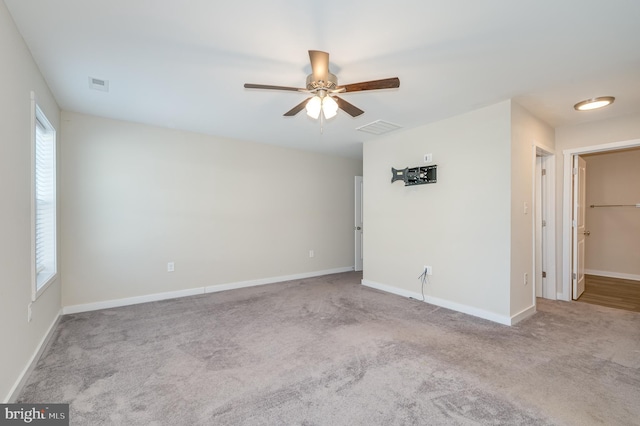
(88, 77, 109, 92)
(356, 120, 402, 135)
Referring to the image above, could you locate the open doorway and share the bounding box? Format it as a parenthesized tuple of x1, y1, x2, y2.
(575, 147, 640, 312)
(562, 138, 640, 304)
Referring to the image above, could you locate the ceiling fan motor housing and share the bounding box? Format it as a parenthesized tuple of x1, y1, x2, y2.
(306, 72, 338, 91)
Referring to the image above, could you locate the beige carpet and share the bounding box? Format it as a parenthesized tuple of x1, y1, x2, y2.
(18, 272, 640, 425)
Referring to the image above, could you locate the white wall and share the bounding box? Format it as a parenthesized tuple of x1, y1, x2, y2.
(362, 100, 553, 323)
(584, 149, 640, 278)
(555, 113, 640, 152)
(0, 2, 61, 401)
(363, 101, 513, 321)
(555, 112, 640, 297)
(510, 103, 555, 315)
(60, 112, 362, 307)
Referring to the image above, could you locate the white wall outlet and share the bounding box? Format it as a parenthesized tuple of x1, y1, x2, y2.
(524, 272, 528, 286)
(424, 153, 433, 163)
(424, 265, 433, 275)
(27, 303, 32, 322)
(309, 250, 314, 258)
(524, 202, 529, 215)
(167, 262, 175, 272)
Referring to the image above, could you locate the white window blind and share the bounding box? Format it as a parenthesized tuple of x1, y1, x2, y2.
(34, 105, 57, 296)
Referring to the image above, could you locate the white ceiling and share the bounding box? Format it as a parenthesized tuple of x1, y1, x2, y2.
(5, 0, 640, 159)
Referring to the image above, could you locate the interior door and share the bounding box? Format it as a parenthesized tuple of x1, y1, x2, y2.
(354, 176, 363, 271)
(572, 156, 587, 299)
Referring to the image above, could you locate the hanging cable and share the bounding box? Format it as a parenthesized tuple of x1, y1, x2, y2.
(417, 269, 428, 302)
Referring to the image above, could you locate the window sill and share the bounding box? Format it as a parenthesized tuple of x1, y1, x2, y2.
(33, 272, 58, 301)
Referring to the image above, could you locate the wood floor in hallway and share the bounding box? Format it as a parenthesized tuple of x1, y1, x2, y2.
(577, 274, 640, 313)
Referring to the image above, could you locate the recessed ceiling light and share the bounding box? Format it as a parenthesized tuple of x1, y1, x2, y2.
(574, 96, 615, 111)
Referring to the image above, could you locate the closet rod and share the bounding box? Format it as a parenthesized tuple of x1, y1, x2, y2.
(589, 204, 640, 208)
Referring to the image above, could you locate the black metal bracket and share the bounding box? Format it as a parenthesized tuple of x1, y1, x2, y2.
(391, 165, 437, 186)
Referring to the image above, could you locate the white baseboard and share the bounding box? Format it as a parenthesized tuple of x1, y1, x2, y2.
(510, 304, 536, 325)
(362, 280, 422, 300)
(63, 287, 205, 315)
(63, 267, 355, 315)
(585, 269, 640, 282)
(5, 310, 62, 403)
(361, 279, 515, 326)
(205, 267, 353, 293)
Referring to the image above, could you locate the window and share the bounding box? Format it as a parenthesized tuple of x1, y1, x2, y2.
(32, 100, 57, 299)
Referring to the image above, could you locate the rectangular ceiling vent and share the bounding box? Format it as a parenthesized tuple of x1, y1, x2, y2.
(88, 77, 109, 92)
(356, 120, 402, 135)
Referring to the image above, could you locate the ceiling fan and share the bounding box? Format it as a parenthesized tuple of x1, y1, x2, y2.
(244, 50, 400, 120)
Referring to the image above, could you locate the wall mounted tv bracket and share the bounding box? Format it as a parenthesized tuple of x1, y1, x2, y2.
(391, 165, 437, 186)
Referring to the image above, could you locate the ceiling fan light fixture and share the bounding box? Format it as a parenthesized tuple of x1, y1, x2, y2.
(574, 96, 615, 111)
(245, 50, 400, 120)
(306, 96, 322, 119)
(322, 96, 338, 119)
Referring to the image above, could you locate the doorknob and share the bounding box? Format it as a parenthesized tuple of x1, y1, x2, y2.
(583, 230, 590, 236)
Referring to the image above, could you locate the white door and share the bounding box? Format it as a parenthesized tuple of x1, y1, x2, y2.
(572, 156, 587, 299)
(354, 176, 363, 271)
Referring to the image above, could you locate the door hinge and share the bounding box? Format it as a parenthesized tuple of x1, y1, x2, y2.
(572, 167, 578, 175)
(542, 220, 546, 227)
(542, 271, 547, 278)
(542, 169, 546, 176)
(573, 273, 577, 280)
(572, 219, 577, 227)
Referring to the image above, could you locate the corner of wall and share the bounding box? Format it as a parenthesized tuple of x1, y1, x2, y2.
(509, 101, 555, 316)
(363, 101, 514, 322)
(0, 1, 62, 401)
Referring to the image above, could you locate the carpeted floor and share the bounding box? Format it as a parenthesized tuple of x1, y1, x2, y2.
(18, 272, 640, 425)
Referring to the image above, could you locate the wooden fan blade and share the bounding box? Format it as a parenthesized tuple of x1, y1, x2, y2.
(284, 97, 313, 116)
(309, 50, 329, 83)
(244, 83, 304, 92)
(334, 96, 364, 117)
(338, 77, 400, 92)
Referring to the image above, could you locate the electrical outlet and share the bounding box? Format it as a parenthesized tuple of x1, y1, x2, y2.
(167, 262, 175, 272)
(309, 250, 314, 258)
(524, 272, 528, 286)
(424, 153, 433, 163)
(424, 265, 433, 275)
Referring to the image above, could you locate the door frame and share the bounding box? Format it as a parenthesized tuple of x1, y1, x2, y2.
(561, 138, 640, 301)
(532, 143, 556, 300)
(354, 176, 363, 271)
(535, 156, 543, 298)
(572, 156, 587, 299)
